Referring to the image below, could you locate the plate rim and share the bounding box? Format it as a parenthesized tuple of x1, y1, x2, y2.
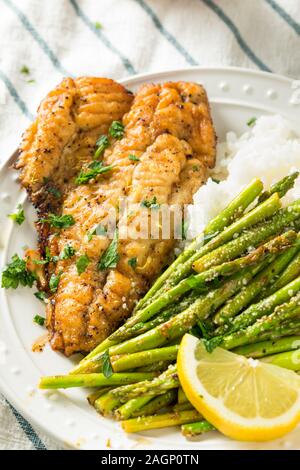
(0, 65, 299, 450)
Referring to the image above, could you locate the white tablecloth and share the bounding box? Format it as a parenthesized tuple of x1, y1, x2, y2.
(0, 0, 299, 450)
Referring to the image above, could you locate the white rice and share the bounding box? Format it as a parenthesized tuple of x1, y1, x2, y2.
(188, 115, 300, 238)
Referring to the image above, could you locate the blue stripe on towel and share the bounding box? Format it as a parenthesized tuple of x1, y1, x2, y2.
(265, 0, 300, 36)
(201, 0, 272, 72)
(69, 0, 137, 75)
(3, 0, 71, 76)
(0, 69, 33, 120)
(133, 0, 198, 66)
(7, 401, 47, 450)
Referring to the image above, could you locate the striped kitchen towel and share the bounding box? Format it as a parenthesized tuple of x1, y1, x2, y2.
(0, 0, 299, 450)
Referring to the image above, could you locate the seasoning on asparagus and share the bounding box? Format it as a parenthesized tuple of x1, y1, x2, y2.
(122, 409, 202, 433)
(213, 243, 300, 326)
(94, 391, 122, 416)
(215, 295, 300, 351)
(111, 365, 179, 401)
(233, 335, 300, 358)
(130, 231, 296, 328)
(215, 275, 300, 336)
(261, 248, 300, 299)
(181, 420, 216, 437)
(130, 390, 177, 418)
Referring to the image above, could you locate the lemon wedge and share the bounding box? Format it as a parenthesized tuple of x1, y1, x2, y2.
(177, 334, 300, 441)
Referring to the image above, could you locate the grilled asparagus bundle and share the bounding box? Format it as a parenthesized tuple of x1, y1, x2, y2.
(40, 173, 300, 437)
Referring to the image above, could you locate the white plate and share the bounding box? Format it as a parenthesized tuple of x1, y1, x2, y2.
(0, 67, 300, 450)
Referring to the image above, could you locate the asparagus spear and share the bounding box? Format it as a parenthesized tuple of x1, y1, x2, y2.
(192, 196, 300, 273)
(116, 389, 177, 420)
(122, 409, 201, 433)
(181, 420, 216, 437)
(173, 402, 195, 412)
(75, 294, 197, 368)
(260, 249, 300, 299)
(39, 372, 156, 390)
(71, 341, 178, 376)
(261, 349, 300, 371)
(135, 360, 173, 373)
(110, 292, 198, 343)
(122, 232, 295, 329)
(130, 390, 177, 418)
(134, 178, 264, 313)
(215, 276, 300, 336)
(87, 387, 112, 406)
(214, 244, 299, 326)
(94, 391, 122, 416)
(218, 297, 300, 350)
(111, 365, 179, 401)
(111, 345, 179, 372)
(232, 319, 300, 345)
(257, 171, 299, 204)
(233, 335, 300, 358)
(115, 396, 153, 420)
(178, 387, 188, 404)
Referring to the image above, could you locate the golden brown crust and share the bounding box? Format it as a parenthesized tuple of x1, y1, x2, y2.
(17, 79, 216, 356)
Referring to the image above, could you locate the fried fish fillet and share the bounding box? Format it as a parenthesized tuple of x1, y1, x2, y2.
(17, 79, 216, 356)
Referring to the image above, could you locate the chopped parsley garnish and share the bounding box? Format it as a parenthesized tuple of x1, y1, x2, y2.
(8, 204, 25, 225)
(95, 135, 109, 158)
(76, 254, 90, 275)
(247, 117, 257, 127)
(101, 350, 113, 378)
(33, 247, 51, 265)
(97, 224, 107, 236)
(1, 254, 36, 289)
(60, 244, 76, 260)
(192, 165, 200, 172)
(33, 314, 45, 326)
(95, 21, 102, 30)
(109, 121, 124, 139)
(20, 65, 30, 75)
(87, 230, 95, 242)
(27, 79, 36, 84)
(212, 177, 220, 184)
(128, 154, 140, 162)
(203, 336, 223, 353)
(141, 196, 160, 210)
(49, 271, 62, 293)
(197, 320, 214, 340)
(128, 257, 137, 269)
(46, 186, 61, 198)
(87, 224, 107, 241)
(40, 213, 75, 229)
(76, 161, 114, 184)
(34, 291, 48, 302)
(98, 231, 119, 270)
(52, 244, 76, 263)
